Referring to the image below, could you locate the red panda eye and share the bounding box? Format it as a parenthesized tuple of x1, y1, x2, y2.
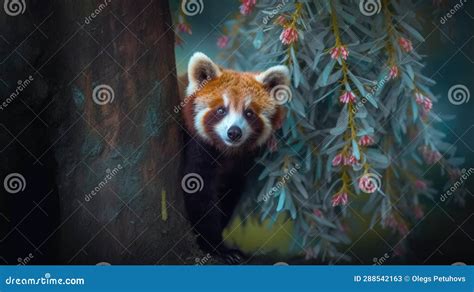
(245, 109, 254, 118)
(216, 107, 226, 115)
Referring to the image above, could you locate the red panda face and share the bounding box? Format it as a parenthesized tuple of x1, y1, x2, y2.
(182, 52, 290, 153)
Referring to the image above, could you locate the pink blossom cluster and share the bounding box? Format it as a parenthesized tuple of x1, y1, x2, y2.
(388, 65, 398, 79)
(177, 23, 192, 35)
(358, 135, 374, 146)
(217, 35, 229, 49)
(330, 46, 349, 60)
(331, 191, 348, 207)
(279, 27, 299, 45)
(339, 91, 356, 104)
(358, 175, 378, 193)
(414, 92, 433, 113)
(240, 0, 256, 15)
(384, 215, 409, 235)
(398, 37, 413, 52)
(419, 146, 442, 164)
(332, 153, 357, 166)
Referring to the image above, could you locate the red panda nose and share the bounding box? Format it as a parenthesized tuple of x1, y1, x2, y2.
(227, 126, 242, 142)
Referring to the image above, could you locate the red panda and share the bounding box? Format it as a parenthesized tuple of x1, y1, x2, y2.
(180, 52, 289, 264)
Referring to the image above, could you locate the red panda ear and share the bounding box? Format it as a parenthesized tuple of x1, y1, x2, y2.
(255, 65, 290, 92)
(187, 52, 222, 95)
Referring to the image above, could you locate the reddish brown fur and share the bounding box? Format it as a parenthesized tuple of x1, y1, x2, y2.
(180, 69, 285, 150)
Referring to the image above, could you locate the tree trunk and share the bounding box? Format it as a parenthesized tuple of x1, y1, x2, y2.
(1, 0, 201, 264)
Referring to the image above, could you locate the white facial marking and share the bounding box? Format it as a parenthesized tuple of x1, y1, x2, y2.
(214, 109, 252, 147)
(194, 107, 211, 141)
(256, 114, 272, 146)
(223, 94, 230, 107)
(244, 96, 252, 108)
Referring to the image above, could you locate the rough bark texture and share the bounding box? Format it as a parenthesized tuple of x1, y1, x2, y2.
(0, 0, 200, 264)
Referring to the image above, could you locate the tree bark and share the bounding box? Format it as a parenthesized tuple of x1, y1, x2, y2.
(1, 0, 201, 264)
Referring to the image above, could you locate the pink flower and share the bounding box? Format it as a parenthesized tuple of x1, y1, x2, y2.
(330, 46, 349, 60)
(359, 174, 379, 194)
(313, 209, 323, 218)
(217, 35, 229, 49)
(423, 97, 433, 112)
(414, 206, 424, 219)
(276, 15, 287, 26)
(331, 192, 348, 207)
(339, 91, 356, 104)
(398, 37, 413, 52)
(388, 65, 398, 79)
(279, 27, 299, 45)
(359, 135, 374, 146)
(177, 23, 192, 35)
(240, 0, 256, 15)
(384, 215, 408, 235)
(420, 146, 442, 164)
(414, 180, 427, 190)
(332, 153, 343, 166)
(343, 154, 357, 166)
(415, 92, 425, 105)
